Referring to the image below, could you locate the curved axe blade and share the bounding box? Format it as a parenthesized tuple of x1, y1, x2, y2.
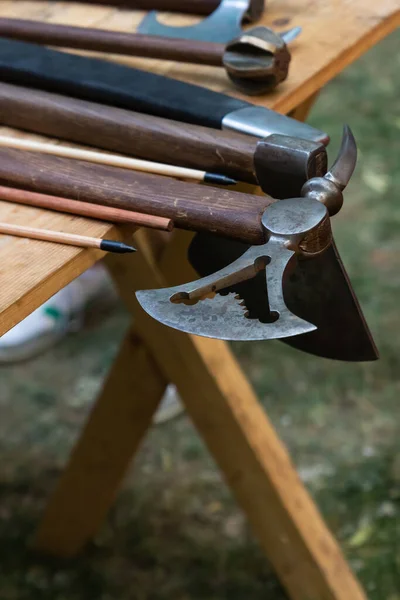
(188, 234, 378, 360)
(189, 126, 378, 361)
(137, 233, 316, 341)
(137, 198, 332, 341)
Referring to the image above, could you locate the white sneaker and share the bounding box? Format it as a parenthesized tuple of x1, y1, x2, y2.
(0, 264, 115, 364)
(0, 264, 185, 424)
(153, 384, 184, 425)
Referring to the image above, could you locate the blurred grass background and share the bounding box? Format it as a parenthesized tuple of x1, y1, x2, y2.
(0, 29, 399, 600)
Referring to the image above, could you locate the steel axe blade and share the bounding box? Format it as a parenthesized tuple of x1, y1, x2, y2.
(188, 234, 378, 360)
(137, 198, 330, 340)
(188, 126, 378, 361)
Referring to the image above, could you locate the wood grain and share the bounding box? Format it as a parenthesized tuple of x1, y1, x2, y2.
(0, 19, 224, 65)
(0, 148, 271, 243)
(0, 221, 116, 249)
(0, 203, 118, 337)
(0, 0, 394, 113)
(0, 83, 259, 184)
(12, 0, 223, 15)
(0, 185, 173, 230)
(0, 134, 226, 182)
(0, 0, 398, 333)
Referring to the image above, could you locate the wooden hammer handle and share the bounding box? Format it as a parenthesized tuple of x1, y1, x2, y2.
(0, 83, 258, 184)
(0, 18, 224, 65)
(7, 0, 220, 14)
(0, 149, 271, 244)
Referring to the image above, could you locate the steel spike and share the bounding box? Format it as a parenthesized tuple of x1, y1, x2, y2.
(326, 124, 357, 190)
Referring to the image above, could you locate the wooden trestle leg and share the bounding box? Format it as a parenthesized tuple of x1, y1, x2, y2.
(35, 225, 366, 600)
(34, 327, 168, 556)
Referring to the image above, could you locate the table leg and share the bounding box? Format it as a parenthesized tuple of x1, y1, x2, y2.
(34, 220, 366, 598)
(102, 235, 367, 600)
(34, 328, 168, 557)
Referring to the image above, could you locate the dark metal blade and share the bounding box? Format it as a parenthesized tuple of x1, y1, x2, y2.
(188, 233, 378, 361)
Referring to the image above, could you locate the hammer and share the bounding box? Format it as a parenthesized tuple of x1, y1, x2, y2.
(0, 18, 298, 94)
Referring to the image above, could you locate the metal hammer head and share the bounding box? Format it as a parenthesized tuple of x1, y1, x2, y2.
(254, 134, 328, 198)
(137, 0, 265, 43)
(223, 26, 299, 95)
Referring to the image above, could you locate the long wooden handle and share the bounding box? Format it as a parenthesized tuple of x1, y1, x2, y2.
(0, 222, 109, 249)
(0, 83, 258, 184)
(0, 18, 223, 65)
(0, 149, 271, 244)
(13, 0, 221, 14)
(0, 185, 173, 231)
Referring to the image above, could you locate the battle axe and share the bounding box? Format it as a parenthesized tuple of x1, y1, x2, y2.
(137, 127, 378, 360)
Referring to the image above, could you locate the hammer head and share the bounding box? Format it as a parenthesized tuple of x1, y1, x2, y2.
(223, 26, 293, 95)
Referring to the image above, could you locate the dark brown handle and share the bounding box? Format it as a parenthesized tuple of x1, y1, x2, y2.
(0, 149, 271, 243)
(0, 83, 258, 184)
(7, 0, 221, 15)
(0, 18, 223, 65)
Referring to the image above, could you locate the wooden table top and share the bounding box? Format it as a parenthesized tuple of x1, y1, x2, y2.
(0, 0, 398, 336)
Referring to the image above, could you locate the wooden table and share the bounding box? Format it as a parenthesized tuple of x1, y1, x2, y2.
(0, 1, 398, 599)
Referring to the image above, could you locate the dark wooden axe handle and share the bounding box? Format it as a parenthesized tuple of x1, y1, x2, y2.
(0, 149, 272, 244)
(0, 83, 258, 185)
(0, 19, 224, 65)
(8, 0, 221, 15)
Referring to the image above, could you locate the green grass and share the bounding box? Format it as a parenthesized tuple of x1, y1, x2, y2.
(0, 29, 399, 600)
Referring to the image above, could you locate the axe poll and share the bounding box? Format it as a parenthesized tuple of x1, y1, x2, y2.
(0, 19, 297, 94)
(0, 38, 329, 145)
(0, 83, 326, 199)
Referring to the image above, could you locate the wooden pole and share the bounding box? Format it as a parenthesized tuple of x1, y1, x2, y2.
(0, 222, 136, 253)
(0, 136, 235, 186)
(0, 185, 173, 231)
(0, 83, 258, 185)
(0, 18, 224, 65)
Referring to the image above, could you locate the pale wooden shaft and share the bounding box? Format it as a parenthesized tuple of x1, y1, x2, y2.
(0, 222, 102, 248)
(0, 135, 208, 182)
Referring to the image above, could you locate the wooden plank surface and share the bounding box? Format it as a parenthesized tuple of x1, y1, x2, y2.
(0, 0, 398, 336)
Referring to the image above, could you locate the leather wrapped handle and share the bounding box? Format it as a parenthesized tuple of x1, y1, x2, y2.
(0, 149, 272, 244)
(0, 38, 247, 129)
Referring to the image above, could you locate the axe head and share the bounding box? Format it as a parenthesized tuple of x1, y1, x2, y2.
(187, 126, 378, 361)
(136, 287, 317, 341)
(137, 198, 332, 341)
(188, 233, 378, 360)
